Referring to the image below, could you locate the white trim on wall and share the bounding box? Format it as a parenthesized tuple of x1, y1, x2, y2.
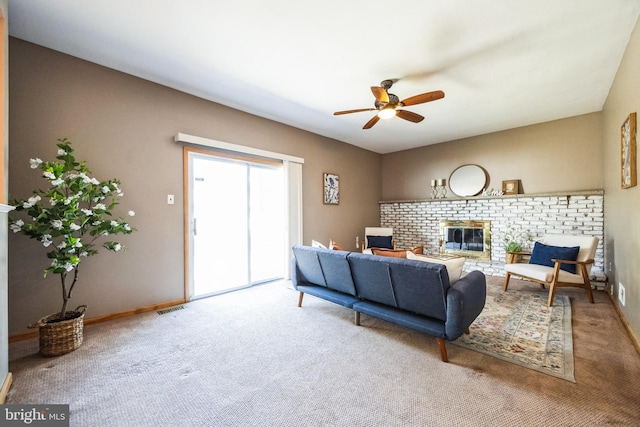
(174, 133, 304, 164)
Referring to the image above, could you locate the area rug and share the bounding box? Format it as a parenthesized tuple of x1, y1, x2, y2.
(452, 285, 575, 382)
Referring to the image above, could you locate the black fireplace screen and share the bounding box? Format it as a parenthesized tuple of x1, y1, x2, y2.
(443, 228, 484, 252)
(439, 220, 491, 260)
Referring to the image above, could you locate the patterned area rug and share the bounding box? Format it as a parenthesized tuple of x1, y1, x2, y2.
(453, 285, 575, 382)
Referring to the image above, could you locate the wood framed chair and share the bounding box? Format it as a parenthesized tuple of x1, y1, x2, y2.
(361, 227, 395, 253)
(503, 234, 598, 307)
(504, 234, 598, 307)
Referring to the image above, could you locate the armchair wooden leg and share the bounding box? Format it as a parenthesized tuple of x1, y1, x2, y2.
(297, 292, 304, 307)
(547, 283, 558, 307)
(503, 272, 512, 291)
(465, 328, 470, 334)
(354, 311, 361, 326)
(584, 283, 594, 303)
(435, 338, 449, 363)
(580, 264, 595, 304)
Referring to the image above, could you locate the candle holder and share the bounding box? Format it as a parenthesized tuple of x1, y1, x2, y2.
(436, 179, 447, 198)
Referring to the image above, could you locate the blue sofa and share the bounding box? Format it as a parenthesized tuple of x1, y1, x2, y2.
(291, 244, 486, 362)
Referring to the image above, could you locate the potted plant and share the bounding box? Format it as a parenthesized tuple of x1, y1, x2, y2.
(502, 224, 528, 263)
(9, 138, 136, 356)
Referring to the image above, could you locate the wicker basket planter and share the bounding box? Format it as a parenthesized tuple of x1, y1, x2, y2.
(29, 305, 87, 357)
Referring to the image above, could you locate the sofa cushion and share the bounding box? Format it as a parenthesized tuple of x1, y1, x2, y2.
(348, 255, 397, 307)
(406, 252, 464, 284)
(317, 249, 357, 295)
(348, 253, 450, 321)
(292, 245, 327, 287)
(366, 235, 393, 249)
(529, 241, 580, 274)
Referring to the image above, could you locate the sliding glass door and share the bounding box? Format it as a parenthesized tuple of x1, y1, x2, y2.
(188, 151, 285, 298)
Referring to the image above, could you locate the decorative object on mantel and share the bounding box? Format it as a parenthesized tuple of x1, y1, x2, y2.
(621, 112, 636, 189)
(323, 172, 339, 204)
(481, 188, 504, 196)
(452, 284, 575, 382)
(448, 164, 487, 197)
(502, 179, 520, 195)
(430, 178, 447, 199)
(9, 138, 137, 356)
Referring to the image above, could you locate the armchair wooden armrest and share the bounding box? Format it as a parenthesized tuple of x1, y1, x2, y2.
(550, 258, 595, 265)
(505, 251, 531, 264)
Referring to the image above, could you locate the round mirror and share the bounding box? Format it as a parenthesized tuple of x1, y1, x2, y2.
(448, 164, 487, 197)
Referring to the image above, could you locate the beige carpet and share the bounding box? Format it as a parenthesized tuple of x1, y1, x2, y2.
(6, 276, 640, 426)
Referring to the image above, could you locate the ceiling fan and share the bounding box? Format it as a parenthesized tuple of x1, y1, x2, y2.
(334, 80, 445, 129)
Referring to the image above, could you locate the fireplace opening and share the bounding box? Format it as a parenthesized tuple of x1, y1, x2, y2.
(439, 220, 491, 260)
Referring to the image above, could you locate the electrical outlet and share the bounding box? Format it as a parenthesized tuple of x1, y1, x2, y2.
(618, 282, 626, 306)
(167, 194, 175, 205)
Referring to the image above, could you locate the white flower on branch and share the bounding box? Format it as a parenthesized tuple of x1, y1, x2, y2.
(30, 158, 43, 169)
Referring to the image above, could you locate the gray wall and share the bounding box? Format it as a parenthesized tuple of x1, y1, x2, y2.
(603, 16, 640, 342)
(7, 38, 381, 335)
(381, 112, 603, 200)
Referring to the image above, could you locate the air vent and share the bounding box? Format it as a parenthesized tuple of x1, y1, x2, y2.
(157, 306, 185, 315)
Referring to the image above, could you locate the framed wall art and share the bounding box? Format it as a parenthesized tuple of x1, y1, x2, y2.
(323, 173, 339, 204)
(501, 179, 520, 195)
(621, 112, 637, 189)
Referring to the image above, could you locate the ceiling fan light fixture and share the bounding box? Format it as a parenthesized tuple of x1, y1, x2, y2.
(377, 107, 396, 120)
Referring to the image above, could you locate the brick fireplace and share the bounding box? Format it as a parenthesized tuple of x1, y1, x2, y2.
(379, 190, 606, 289)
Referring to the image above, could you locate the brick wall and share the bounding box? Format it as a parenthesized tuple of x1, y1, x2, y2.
(379, 190, 606, 289)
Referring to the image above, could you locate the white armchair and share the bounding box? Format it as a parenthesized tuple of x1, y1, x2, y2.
(361, 227, 395, 253)
(503, 234, 598, 307)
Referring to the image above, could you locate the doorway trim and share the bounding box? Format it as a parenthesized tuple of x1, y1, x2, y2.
(176, 133, 304, 301)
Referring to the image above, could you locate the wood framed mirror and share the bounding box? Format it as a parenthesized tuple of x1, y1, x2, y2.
(448, 164, 487, 197)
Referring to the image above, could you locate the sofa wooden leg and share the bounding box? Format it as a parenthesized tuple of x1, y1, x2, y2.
(436, 338, 449, 363)
(465, 328, 470, 334)
(503, 272, 511, 291)
(354, 311, 360, 326)
(297, 292, 304, 307)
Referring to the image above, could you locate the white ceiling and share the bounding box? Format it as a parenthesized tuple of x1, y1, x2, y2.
(8, 0, 640, 154)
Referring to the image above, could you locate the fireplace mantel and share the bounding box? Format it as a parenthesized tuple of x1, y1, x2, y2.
(379, 189, 604, 204)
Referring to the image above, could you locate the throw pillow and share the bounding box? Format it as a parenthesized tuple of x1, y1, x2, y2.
(529, 241, 580, 274)
(371, 248, 407, 258)
(311, 240, 327, 249)
(406, 252, 464, 283)
(367, 235, 393, 249)
(329, 239, 344, 251)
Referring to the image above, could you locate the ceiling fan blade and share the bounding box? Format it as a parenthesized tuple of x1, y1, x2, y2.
(400, 90, 445, 106)
(370, 86, 389, 103)
(363, 115, 380, 129)
(334, 108, 376, 115)
(396, 109, 425, 123)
